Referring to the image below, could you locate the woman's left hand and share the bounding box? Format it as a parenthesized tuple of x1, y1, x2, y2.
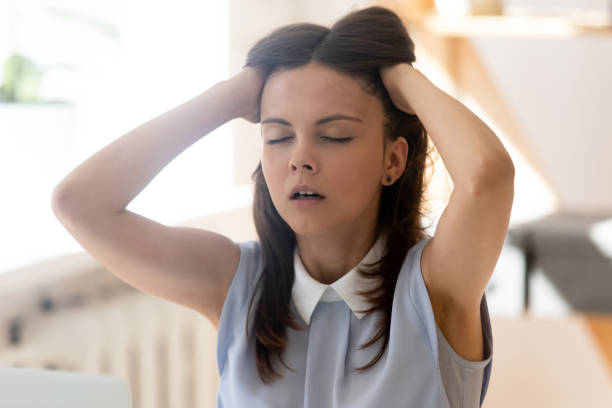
(379, 63, 417, 115)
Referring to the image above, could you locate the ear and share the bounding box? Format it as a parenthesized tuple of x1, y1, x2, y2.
(382, 137, 409, 185)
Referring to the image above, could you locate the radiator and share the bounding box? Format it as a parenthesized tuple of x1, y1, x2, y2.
(0, 290, 220, 408)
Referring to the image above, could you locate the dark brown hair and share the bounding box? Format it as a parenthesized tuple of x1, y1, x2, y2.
(243, 6, 435, 383)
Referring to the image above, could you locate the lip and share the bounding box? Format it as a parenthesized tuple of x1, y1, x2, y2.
(289, 184, 326, 199)
(291, 197, 325, 208)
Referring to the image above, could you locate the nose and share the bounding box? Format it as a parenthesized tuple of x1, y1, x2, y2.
(291, 161, 314, 172)
(289, 140, 318, 174)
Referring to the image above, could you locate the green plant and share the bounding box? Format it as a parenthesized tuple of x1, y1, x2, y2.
(0, 53, 44, 103)
(0, 4, 121, 104)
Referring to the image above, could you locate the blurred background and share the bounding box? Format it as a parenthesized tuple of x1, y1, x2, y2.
(1, 0, 611, 406)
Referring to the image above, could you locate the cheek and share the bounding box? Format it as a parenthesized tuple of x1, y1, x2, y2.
(261, 154, 284, 197)
(333, 151, 381, 198)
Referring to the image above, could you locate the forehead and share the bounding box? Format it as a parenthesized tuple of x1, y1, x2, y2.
(260, 63, 380, 123)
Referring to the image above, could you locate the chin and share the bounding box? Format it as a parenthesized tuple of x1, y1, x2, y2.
(288, 223, 323, 237)
(286, 218, 329, 238)
(276, 201, 334, 236)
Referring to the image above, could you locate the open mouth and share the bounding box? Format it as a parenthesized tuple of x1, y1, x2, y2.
(290, 192, 325, 200)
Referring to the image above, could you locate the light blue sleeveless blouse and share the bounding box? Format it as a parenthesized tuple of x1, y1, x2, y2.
(216, 236, 493, 407)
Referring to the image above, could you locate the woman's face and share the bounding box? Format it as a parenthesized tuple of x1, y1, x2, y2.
(259, 62, 391, 238)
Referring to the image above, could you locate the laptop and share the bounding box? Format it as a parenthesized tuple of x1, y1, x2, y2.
(0, 365, 133, 408)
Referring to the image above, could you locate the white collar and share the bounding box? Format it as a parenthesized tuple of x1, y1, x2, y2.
(291, 232, 387, 325)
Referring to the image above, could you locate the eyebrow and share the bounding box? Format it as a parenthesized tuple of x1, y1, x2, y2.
(261, 114, 363, 127)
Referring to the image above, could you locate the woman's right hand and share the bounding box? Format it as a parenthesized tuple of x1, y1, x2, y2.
(227, 66, 267, 123)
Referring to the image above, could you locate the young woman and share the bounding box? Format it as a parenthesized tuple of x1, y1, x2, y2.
(52, 6, 514, 408)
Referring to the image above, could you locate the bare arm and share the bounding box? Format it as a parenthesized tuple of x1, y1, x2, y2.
(49, 67, 266, 325)
(52, 67, 264, 215)
(380, 63, 514, 361)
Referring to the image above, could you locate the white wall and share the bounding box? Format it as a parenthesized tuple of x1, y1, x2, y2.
(0, 0, 250, 274)
(469, 35, 612, 214)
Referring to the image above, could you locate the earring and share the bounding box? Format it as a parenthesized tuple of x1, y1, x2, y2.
(386, 176, 391, 183)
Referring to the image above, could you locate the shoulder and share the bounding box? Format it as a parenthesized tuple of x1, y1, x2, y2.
(397, 236, 432, 288)
(216, 240, 262, 324)
(216, 240, 262, 364)
(232, 240, 263, 297)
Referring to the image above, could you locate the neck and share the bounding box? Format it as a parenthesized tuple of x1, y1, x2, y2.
(295, 223, 384, 285)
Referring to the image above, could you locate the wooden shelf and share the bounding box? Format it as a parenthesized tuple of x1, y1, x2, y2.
(376, 3, 612, 38)
(410, 14, 612, 37)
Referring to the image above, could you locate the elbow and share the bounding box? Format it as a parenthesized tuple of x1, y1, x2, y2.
(51, 187, 72, 218)
(51, 185, 84, 220)
(470, 156, 515, 196)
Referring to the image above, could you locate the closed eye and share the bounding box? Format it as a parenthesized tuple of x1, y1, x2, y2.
(266, 137, 291, 145)
(266, 136, 353, 145)
(324, 137, 352, 143)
